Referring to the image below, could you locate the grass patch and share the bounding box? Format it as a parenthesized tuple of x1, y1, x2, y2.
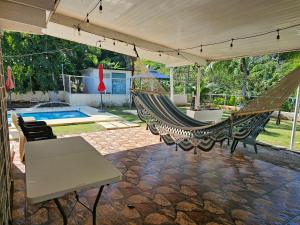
(52, 123, 105, 136)
(258, 119, 300, 150)
(106, 107, 143, 124)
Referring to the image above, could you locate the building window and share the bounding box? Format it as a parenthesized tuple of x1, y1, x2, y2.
(112, 73, 126, 94)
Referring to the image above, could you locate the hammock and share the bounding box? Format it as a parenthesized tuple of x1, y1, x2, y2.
(133, 67, 300, 153)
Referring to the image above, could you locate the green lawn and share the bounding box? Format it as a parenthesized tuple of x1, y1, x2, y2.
(258, 119, 300, 150)
(106, 107, 144, 124)
(52, 123, 105, 136)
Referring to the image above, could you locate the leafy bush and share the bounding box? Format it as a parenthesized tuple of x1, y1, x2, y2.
(236, 96, 246, 106)
(213, 97, 225, 105)
(228, 96, 236, 106)
(281, 100, 293, 112)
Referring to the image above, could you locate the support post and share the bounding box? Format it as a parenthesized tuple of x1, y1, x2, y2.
(170, 67, 174, 102)
(61, 64, 65, 92)
(290, 85, 300, 150)
(68, 75, 71, 94)
(195, 66, 202, 110)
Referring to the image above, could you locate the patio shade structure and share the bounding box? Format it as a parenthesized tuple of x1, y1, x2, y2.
(132, 69, 169, 79)
(5, 65, 14, 110)
(97, 64, 106, 110)
(0, 0, 300, 65)
(132, 68, 169, 92)
(0, 1, 300, 145)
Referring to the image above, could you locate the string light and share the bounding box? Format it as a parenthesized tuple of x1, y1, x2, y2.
(45, 54, 48, 59)
(86, 14, 90, 24)
(74, 1, 299, 58)
(96, 40, 102, 48)
(99, 0, 103, 12)
(3, 46, 78, 59)
(77, 26, 81, 35)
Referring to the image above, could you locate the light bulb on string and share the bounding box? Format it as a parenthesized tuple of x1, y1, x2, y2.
(277, 29, 280, 40)
(177, 50, 180, 56)
(96, 40, 102, 48)
(200, 45, 203, 53)
(30, 57, 33, 61)
(86, 14, 90, 25)
(77, 26, 81, 36)
(45, 54, 48, 60)
(230, 39, 234, 48)
(113, 40, 116, 46)
(99, 0, 103, 13)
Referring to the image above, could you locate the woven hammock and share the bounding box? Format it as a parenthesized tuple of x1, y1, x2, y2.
(133, 67, 300, 153)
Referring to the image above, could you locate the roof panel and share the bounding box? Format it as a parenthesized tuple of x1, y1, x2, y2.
(45, 0, 300, 63)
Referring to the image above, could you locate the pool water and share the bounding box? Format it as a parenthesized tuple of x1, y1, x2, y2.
(7, 110, 89, 125)
(19, 110, 89, 120)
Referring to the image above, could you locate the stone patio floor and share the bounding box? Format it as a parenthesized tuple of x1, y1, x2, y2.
(11, 127, 300, 225)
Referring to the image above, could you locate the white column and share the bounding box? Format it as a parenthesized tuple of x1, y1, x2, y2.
(61, 64, 65, 92)
(290, 85, 300, 150)
(170, 67, 174, 102)
(195, 66, 202, 110)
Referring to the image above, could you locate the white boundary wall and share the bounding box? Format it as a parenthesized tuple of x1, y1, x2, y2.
(67, 93, 131, 107)
(173, 94, 188, 106)
(11, 91, 65, 102)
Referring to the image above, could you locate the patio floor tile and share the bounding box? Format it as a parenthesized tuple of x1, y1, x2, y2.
(11, 127, 300, 225)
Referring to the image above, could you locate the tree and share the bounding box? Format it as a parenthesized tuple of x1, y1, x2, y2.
(1, 31, 132, 93)
(240, 58, 249, 99)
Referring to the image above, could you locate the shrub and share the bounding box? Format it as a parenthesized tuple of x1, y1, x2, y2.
(228, 96, 236, 106)
(213, 97, 225, 105)
(281, 100, 293, 112)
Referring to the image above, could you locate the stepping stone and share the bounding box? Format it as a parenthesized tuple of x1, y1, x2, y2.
(98, 121, 140, 130)
(97, 122, 118, 129)
(110, 121, 129, 128)
(122, 121, 140, 128)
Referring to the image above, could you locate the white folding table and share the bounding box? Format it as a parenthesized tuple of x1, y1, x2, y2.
(25, 136, 122, 225)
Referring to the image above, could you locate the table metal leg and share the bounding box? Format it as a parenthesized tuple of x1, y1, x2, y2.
(54, 198, 68, 225)
(92, 185, 104, 225)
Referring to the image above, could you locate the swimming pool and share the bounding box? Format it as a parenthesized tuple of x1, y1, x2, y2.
(19, 110, 89, 120)
(8, 110, 89, 124)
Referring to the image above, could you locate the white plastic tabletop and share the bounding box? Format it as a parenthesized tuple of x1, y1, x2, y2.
(25, 136, 122, 204)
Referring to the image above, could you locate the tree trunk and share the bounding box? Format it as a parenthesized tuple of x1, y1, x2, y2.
(240, 58, 249, 99)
